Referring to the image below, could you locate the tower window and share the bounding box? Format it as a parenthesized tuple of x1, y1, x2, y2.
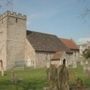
(16, 18, 18, 23)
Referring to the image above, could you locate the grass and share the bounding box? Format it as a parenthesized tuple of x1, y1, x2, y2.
(0, 68, 47, 90)
(0, 66, 90, 90)
(69, 66, 90, 87)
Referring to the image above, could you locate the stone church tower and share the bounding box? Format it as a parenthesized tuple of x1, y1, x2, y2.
(0, 11, 26, 70)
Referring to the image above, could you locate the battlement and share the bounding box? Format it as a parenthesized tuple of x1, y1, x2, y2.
(0, 11, 27, 20)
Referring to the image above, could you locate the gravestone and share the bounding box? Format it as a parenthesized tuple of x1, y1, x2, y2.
(49, 64, 58, 90)
(47, 59, 69, 90)
(57, 59, 69, 90)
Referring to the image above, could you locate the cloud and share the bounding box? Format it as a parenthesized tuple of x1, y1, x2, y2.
(78, 37, 90, 44)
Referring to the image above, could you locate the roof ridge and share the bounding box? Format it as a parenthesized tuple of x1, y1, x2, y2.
(27, 30, 57, 37)
(60, 37, 73, 40)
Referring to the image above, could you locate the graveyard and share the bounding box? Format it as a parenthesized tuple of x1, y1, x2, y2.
(0, 68, 47, 90)
(0, 0, 90, 90)
(0, 66, 90, 90)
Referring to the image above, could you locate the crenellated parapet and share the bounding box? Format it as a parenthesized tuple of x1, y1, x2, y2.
(0, 11, 27, 20)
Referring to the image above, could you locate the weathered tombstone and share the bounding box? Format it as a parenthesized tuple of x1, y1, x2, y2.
(57, 59, 69, 90)
(48, 64, 58, 90)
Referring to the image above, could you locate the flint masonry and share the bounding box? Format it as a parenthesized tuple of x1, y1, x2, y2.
(0, 11, 26, 70)
(0, 11, 79, 70)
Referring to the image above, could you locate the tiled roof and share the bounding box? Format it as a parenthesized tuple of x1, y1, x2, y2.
(60, 38, 79, 51)
(27, 30, 69, 52)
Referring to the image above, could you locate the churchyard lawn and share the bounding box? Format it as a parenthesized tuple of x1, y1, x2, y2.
(0, 67, 89, 90)
(0, 68, 47, 90)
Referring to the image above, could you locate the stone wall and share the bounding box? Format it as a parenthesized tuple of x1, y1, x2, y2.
(25, 40, 54, 68)
(0, 11, 27, 70)
(51, 52, 80, 68)
(62, 51, 80, 68)
(0, 13, 8, 70)
(25, 39, 36, 67)
(35, 52, 54, 68)
(6, 12, 26, 69)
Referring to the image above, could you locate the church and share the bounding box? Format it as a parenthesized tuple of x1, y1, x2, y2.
(0, 11, 79, 70)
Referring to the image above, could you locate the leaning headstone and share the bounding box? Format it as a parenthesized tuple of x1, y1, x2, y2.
(48, 64, 58, 90)
(57, 59, 69, 90)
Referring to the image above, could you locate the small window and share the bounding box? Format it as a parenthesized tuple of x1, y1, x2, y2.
(16, 18, 18, 23)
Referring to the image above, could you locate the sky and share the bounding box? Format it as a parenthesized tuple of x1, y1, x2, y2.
(0, 0, 90, 41)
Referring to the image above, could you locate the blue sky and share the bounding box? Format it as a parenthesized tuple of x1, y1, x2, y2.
(0, 0, 90, 41)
